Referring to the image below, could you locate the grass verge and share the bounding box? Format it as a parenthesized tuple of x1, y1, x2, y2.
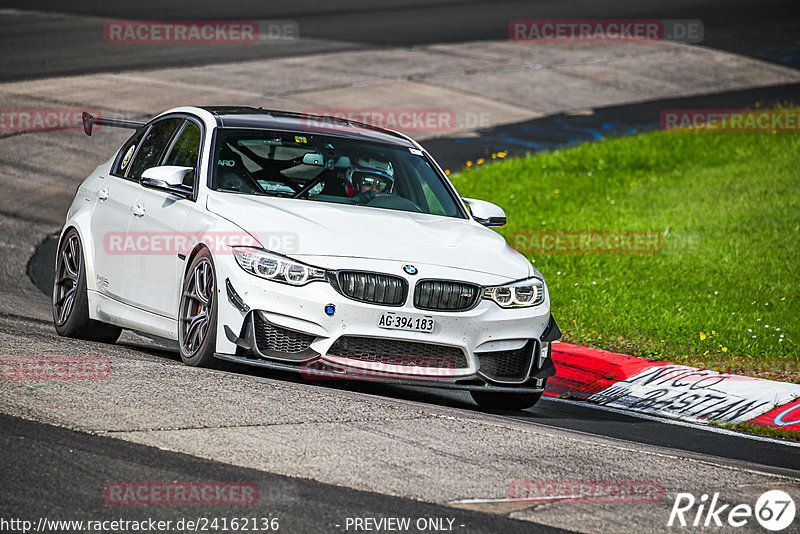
(708, 421, 799, 442)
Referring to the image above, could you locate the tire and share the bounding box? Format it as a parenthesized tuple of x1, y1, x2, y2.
(178, 248, 218, 367)
(52, 229, 122, 343)
(470, 380, 546, 410)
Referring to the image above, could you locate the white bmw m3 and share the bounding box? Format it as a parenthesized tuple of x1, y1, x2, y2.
(54, 106, 560, 409)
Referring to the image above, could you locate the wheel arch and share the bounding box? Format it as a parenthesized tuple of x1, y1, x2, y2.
(57, 212, 98, 292)
(182, 242, 213, 282)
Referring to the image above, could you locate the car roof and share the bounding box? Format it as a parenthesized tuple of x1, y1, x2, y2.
(200, 106, 417, 148)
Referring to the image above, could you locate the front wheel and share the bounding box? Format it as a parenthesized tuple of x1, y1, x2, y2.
(178, 249, 218, 367)
(470, 381, 546, 410)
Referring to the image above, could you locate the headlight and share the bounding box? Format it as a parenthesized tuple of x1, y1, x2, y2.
(483, 278, 545, 308)
(232, 247, 326, 286)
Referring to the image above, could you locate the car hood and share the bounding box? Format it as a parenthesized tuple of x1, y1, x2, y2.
(206, 194, 532, 279)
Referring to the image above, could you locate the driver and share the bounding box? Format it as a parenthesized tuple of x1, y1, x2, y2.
(347, 159, 395, 201)
(353, 170, 393, 193)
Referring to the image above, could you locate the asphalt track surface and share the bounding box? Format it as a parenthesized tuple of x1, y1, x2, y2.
(3, 1, 800, 532)
(0, 414, 570, 534)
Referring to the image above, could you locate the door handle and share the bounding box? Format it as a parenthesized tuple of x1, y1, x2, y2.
(98, 188, 109, 201)
(131, 203, 145, 218)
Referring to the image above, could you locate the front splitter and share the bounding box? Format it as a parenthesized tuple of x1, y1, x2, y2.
(213, 352, 546, 393)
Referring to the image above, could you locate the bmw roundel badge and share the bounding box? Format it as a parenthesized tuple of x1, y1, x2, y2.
(402, 264, 418, 275)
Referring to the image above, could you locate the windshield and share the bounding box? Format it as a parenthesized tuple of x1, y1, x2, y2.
(210, 129, 465, 218)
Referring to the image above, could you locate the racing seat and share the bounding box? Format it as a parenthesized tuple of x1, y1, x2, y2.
(217, 145, 260, 193)
(318, 172, 354, 198)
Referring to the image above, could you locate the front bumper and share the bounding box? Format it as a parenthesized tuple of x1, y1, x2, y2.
(214, 257, 559, 391)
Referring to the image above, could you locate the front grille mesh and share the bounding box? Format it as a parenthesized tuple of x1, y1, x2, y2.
(477, 342, 534, 382)
(328, 336, 467, 368)
(414, 280, 481, 311)
(336, 271, 407, 306)
(254, 313, 315, 355)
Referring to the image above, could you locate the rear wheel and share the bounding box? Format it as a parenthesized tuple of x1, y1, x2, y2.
(178, 249, 218, 367)
(52, 229, 121, 343)
(470, 381, 546, 410)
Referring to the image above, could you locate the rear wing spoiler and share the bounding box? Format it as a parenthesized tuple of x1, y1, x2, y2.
(82, 112, 145, 136)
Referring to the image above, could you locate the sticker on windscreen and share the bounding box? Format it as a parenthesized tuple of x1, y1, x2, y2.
(121, 145, 135, 169)
(409, 148, 423, 156)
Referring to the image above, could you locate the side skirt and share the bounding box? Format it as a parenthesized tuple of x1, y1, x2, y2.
(88, 290, 178, 340)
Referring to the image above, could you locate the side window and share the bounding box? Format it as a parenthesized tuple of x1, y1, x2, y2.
(163, 121, 202, 187)
(111, 128, 146, 177)
(125, 118, 183, 181)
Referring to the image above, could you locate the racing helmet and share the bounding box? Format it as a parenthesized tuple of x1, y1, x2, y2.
(347, 158, 394, 194)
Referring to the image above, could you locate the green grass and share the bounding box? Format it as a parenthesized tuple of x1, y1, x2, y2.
(451, 117, 799, 381)
(708, 421, 800, 442)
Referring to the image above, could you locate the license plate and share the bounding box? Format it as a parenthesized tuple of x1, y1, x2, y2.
(377, 312, 435, 333)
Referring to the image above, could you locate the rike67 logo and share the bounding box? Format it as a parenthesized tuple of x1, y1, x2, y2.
(668, 490, 796, 531)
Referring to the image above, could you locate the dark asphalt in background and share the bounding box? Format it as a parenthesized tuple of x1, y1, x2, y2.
(421, 82, 800, 171)
(0, 0, 798, 81)
(0, 414, 568, 533)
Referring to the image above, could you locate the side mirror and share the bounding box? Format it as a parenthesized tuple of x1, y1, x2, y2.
(462, 198, 507, 227)
(140, 166, 193, 198)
